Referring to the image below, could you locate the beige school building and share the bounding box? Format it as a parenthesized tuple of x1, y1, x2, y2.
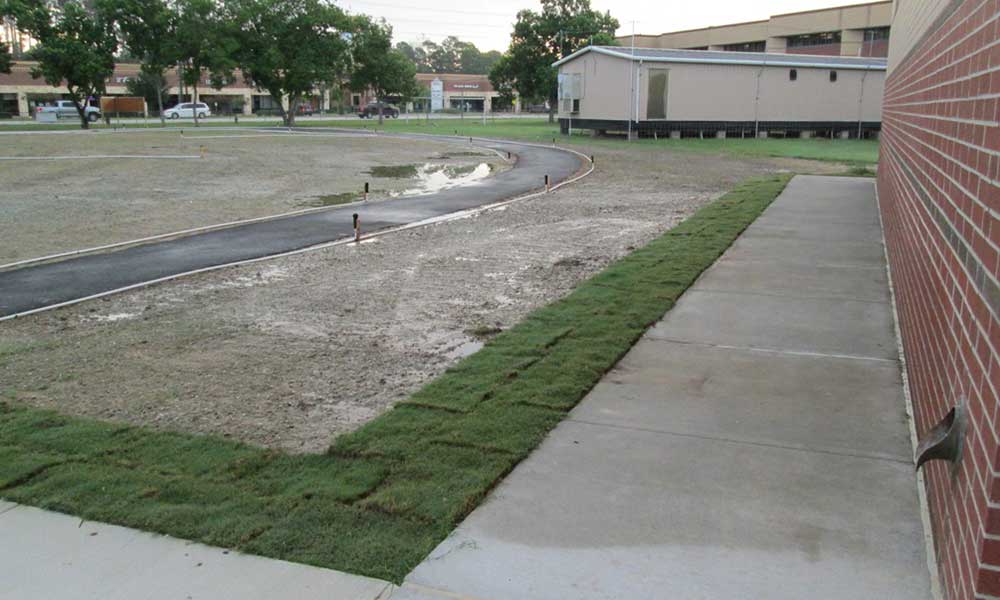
(553, 46, 886, 138)
(622, 1, 892, 58)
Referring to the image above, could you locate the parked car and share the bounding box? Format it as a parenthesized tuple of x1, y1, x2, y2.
(36, 100, 101, 122)
(163, 102, 211, 120)
(358, 102, 399, 119)
(296, 104, 314, 116)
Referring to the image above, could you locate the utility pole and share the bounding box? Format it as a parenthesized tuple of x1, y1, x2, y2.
(627, 21, 635, 142)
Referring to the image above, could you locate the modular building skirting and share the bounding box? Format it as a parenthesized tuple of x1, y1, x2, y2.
(559, 118, 881, 136)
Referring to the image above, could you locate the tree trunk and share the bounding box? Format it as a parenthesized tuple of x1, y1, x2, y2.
(156, 73, 165, 125)
(284, 95, 298, 128)
(378, 101, 384, 126)
(70, 89, 89, 130)
(193, 83, 199, 127)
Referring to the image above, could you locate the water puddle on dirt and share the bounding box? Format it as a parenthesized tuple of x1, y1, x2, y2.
(444, 339, 484, 360)
(299, 191, 359, 207)
(299, 162, 494, 207)
(380, 163, 495, 197)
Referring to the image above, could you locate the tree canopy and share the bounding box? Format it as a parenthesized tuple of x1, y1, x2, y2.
(395, 36, 501, 74)
(489, 0, 618, 121)
(350, 16, 417, 124)
(224, 0, 352, 126)
(171, 0, 236, 125)
(4, 0, 118, 128)
(98, 0, 175, 120)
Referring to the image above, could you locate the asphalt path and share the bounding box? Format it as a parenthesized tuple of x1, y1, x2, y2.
(0, 131, 584, 318)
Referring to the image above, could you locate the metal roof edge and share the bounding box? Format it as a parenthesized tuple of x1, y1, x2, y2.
(554, 45, 887, 71)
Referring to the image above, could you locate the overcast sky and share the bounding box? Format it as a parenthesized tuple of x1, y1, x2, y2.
(339, 0, 870, 52)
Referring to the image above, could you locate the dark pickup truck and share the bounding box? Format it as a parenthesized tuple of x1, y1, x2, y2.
(358, 102, 399, 119)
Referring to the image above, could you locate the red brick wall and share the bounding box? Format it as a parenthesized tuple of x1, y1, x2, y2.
(877, 1, 1000, 598)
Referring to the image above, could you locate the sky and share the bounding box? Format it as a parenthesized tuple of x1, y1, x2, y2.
(339, 0, 876, 52)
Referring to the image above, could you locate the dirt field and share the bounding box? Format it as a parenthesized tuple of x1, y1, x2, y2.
(0, 136, 845, 452)
(0, 129, 505, 263)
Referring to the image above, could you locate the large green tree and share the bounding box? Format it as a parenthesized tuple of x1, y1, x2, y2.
(350, 16, 417, 124)
(172, 0, 235, 126)
(3, 0, 117, 128)
(224, 0, 352, 127)
(98, 0, 175, 122)
(490, 0, 617, 122)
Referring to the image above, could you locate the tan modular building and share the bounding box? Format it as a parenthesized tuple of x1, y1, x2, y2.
(553, 46, 886, 138)
(621, 1, 892, 57)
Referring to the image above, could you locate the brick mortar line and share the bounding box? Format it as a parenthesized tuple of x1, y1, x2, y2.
(886, 136, 1000, 322)
(882, 145, 1000, 381)
(880, 164, 995, 521)
(876, 181, 946, 599)
(885, 0, 989, 92)
(883, 154, 1000, 463)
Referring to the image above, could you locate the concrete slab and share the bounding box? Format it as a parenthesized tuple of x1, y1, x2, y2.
(574, 338, 912, 461)
(696, 257, 889, 303)
(745, 221, 885, 244)
(403, 420, 929, 600)
(648, 289, 898, 360)
(0, 502, 395, 600)
(721, 235, 886, 269)
(397, 175, 930, 599)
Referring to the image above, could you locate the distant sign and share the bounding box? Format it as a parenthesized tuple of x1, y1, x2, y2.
(430, 78, 444, 111)
(452, 83, 480, 90)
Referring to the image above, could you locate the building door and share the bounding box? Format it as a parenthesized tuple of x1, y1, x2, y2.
(646, 69, 668, 120)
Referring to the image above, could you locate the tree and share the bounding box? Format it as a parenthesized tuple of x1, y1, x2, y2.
(3, 0, 117, 129)
(350, 17, 417, 125)
(490, 0, 618, 122)
(0, 41, 11, 74)
(98, 0, 175, 122)
(172, 0, 235, 127)
(125, 68, 169, 112)
(224, 0, 352, 127)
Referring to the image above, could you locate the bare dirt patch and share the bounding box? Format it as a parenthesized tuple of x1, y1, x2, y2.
(1, 141, 834, 452)
(0, 129, 505, 263)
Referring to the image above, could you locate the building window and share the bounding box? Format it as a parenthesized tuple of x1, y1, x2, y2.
(572, 98, 580, 113)
(789, 69, 797, 81)
(829, 70, 837, 82)
(721, 41, 765, 53)
(786, 31, 841, 55)
(786, 31, 841, 48)
(351, 94, 360, 106)
(863, 27, 890, 42)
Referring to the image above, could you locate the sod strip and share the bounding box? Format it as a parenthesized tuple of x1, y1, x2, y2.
(0, 174, 792, 583)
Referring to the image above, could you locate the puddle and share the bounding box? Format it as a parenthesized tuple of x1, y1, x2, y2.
(89, 312, 139, 323)
(390, 163, 494, 197)
(299, 162, 496, 208)
(369, 164, 419, 178)
(444, 339, 484, 360)
(299, 192, 358, 207)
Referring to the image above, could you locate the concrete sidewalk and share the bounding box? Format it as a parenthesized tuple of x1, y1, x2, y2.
(0, 500, 394, 600)
(393, 175, 933, 599)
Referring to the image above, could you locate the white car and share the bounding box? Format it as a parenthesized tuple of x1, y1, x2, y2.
(163, 102, 211, 120)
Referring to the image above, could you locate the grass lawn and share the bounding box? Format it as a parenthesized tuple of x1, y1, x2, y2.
(1, 116, 880, 165)
(0, 173, 792, 582)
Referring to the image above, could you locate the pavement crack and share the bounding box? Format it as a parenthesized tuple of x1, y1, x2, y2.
(565, 417, 914, 465)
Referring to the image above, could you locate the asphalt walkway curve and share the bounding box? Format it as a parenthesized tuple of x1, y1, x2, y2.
(390, 175, 934, 600)
(0, 500, 396, 600)
(0, 132, 585, 318)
